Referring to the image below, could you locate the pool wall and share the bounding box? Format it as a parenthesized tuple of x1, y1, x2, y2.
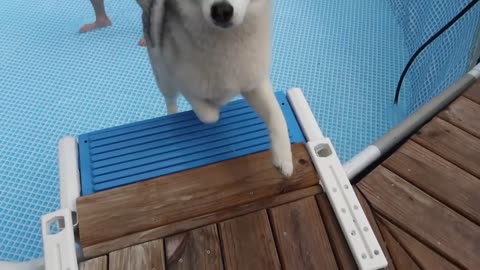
(344, 1, 480, 180)
(387, 0, 480, 114)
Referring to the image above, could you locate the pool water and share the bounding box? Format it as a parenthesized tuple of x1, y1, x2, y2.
(0, 0, 478, 261)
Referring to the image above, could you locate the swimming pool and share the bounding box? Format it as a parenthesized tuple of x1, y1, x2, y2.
(0, 0, 479, 262)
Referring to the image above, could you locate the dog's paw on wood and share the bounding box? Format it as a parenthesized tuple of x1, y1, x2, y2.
(273, 156, 294, 177)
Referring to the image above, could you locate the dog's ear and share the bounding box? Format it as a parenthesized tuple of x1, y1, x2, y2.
(135, 0, 153, 12)
(135, 0, 166, 47)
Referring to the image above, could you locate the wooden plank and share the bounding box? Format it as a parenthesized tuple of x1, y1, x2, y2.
(219, 210, 281, 270)
(83, 185, 321, 259)
(376, 219, 421, 270)
(378, 215, 461, 270)
(355, 189, 396, 270)
(439, 96, 480, 138)
(358, 166, 480, 269)
(316, 194, 358, 270)
(79, 256, 107, 270)
(165, 225, 223, 270)
(78, 144, 317, 248)
(268, 197, 337, 270)
(109, 239, 165, 270)
(463, 80, 480, 104)
(383, 140, 480, 225)
(412, 117, 480, 178)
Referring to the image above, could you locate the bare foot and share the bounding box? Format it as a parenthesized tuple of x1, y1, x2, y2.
(79, 17, 112, 33)
(138, 37, 146, 47)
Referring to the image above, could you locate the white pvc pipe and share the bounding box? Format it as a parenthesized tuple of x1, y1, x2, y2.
(287, 88, 325, 141)
(343, 145, 381, 180)
(58, 137, 81, 212)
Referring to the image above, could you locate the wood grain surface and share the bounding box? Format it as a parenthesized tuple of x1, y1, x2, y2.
(359, 167, 480, 269)
(109, 239, 165, 270)
(78, 144, 317, 248)
(165, 225, 223, 270)
(219, 210, 281, 270)
(269, 197, 337, 270)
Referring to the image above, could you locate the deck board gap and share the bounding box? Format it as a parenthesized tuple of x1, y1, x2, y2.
(375, 216, 423, 270)
(382, 142, 480, 226)
(359, 166, 480, 269)
(376, 213, 432, 270)
(215, 223, 227, 270)
(354, 188, 397, 270)
(313, 195, 350, 269)
(411, 117, 480, 178)
(375, 212, 465, 270)
(379, 165, 480, 219)
(438, 96, 480, 139)
(265, 208, 285, 270)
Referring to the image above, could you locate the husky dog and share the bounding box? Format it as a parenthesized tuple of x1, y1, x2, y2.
(137, 0, 294, 176)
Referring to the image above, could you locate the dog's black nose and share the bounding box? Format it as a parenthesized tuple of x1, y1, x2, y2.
(211, 2, 234, 26)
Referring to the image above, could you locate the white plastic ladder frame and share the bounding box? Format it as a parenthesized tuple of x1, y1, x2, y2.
(43, 89, 388, 270)
(287, 88, 388, 270)
(40, 137, 81, 270)
(41, 208, 78, 270)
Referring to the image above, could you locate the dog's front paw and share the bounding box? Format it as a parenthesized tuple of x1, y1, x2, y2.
(193, 105, 220, 124)
(272, 151, 294, 177)
(197, 111, 219, 124)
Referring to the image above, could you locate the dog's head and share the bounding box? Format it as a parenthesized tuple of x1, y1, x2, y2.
(174, 0, 267, 30)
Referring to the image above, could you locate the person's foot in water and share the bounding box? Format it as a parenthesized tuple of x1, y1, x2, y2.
(80, 16, 111, 33)
(79, 0, 111, 33)
(80, 0, 146, 47)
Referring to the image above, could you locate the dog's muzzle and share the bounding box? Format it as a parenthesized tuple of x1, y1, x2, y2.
(211, 1, 234, 28)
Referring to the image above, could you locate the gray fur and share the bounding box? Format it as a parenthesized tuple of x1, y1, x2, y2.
(136, 0, 164, 47)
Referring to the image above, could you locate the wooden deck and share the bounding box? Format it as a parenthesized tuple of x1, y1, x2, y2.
(77, 80, 480, 270)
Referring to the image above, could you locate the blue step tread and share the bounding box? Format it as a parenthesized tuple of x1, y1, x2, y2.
(78, 92, 305, 195)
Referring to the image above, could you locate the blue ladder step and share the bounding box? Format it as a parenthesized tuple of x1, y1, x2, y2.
(78, 92, 305, 195)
